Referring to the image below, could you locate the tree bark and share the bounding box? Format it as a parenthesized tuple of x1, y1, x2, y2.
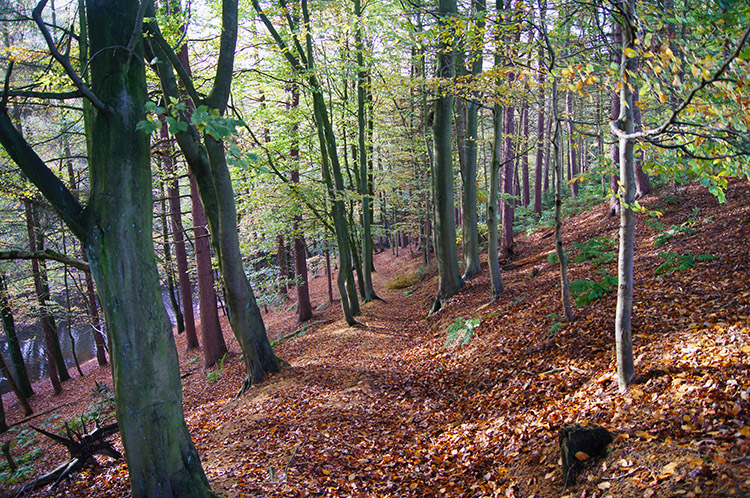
(161, 122, 199, 349)
(355, 0, 377, 302)
(488, 104, 504, 297)
(614, 0, 637, 392)
(0, 351, 32, 417)
(566, 89, 579, 198)
(459, 0, 485, 281)
(190, 173, 227, 368)
(288, 84, 312, 322)
(0, 0, 216, 493)
(23, 202, 63, 394)
(146, 0, 277, 384)
(431, 0, 463, 312)
(0, 272, 34, 397)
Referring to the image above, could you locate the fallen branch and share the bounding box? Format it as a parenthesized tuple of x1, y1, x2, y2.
(0, 420, 120, 497)
(275, 319, 331, 344)
(502, 249, 555, 270)
(9, 401, 77, 428)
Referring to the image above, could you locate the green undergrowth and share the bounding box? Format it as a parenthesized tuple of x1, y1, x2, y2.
(386, 265, 433, 290)
(0, 427, 43, 487)
(656, 252, 717, 275)
(443, 316, 481, 348)
(570, 270, 618, 307)
(207, 353, 228, 383)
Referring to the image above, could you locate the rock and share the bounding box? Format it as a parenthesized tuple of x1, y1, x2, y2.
(559, 423, 613, 484)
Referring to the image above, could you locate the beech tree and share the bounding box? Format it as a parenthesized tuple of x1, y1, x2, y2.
(143, 0, 278, 387)
(0, 0, 214, 494)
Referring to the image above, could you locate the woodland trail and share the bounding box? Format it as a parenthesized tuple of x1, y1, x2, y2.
(3, 179, 750, 498)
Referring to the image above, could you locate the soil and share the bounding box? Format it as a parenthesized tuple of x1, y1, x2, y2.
(1, 179, 749, 497)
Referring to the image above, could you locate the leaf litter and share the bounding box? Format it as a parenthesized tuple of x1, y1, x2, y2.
(1, 179, 749, 497)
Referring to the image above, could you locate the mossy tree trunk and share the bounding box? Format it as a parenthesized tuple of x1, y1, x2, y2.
(431, 0, 464, 312)
(0, 0, 215, 494)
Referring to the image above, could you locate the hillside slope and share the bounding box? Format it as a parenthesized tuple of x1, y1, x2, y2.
(2, 179, 749, 497)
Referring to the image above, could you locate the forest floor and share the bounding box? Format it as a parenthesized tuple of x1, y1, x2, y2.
(2, 179, 750, 498)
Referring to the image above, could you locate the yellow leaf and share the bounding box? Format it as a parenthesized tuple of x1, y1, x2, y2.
(574, 451, 590, 461)
(740, 345, 750, 353)
(624, 47, 638, 58)
(738, 426, 750, 437)
(348, 473, 356, 481)
(322, 469, 331, 475)
(662, 461, 679, 476)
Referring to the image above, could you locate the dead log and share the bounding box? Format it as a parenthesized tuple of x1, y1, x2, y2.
(0, 420, 120, 498)
(502, 249, 555, 270)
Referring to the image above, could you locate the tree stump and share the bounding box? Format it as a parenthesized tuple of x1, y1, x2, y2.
(559, 423, 613, 486)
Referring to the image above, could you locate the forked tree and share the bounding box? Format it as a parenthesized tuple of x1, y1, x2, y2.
(0, 0, 214, 494)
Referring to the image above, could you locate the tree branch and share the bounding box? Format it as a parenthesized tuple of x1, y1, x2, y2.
(0, 110, 88, 241)
(610, 22, 750, 141)
(0, 249, 90, 271)
(32, 0, 108, 112)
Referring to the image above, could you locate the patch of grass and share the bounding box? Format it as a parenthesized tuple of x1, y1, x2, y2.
(186, 355, 201, 366)
(655, 252, 717, 275)
(443, 317, 481, 348)
(387, 265, 433, 290)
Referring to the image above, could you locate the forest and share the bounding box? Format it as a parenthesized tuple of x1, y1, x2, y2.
(0, 0, 748, 496)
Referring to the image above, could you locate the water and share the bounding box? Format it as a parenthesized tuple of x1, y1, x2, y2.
(0, 290, 187, 393)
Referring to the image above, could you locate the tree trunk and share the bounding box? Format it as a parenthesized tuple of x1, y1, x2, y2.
(0, 351, 32, 417)
(288, 85, 312, 322)
(80, 251, 107, 365)
(488, 104, 504, 297)
(23, 202, 63, 394)
(0, 272, 34, 398)
(605, 23, 623, 219)
(501, 106, 515, 256)
(431, 0, 463, 312)
(521, 99, 530, 207)
(551, 77, 574, 322)
(614, 0, 637, 392)
(0, 0, 216, 493)
(355, 0, 377, 302)
(146, 0, 277, 384)
(162, 123, 199, 349)
(632, 72, 652, 198)
(566, 89, 579, 198)
(534, 37, 545, 215)
(276, 234, 289, 297)
(160, 190, 185, 335)
(188, 173, 227, 368)
(459, 0, 485, 281)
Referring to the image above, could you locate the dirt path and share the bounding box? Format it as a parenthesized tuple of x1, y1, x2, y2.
(198, 253, 441, 497)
